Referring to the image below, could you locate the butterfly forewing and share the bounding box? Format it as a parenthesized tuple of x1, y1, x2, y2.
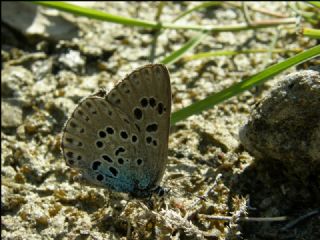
(61, 64, 171, 196)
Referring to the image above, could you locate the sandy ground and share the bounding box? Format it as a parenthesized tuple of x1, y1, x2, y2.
(2, 2, 319, 240)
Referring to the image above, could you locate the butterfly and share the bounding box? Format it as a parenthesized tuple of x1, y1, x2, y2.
(61, 64, 171, 198)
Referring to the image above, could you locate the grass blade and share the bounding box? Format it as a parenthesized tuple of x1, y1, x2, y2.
(302, 28, 320, 39)
(307, 1, 320, 9)
(171, 44, 320, 125)
(172, 2, 221, 22)
(183, 48, 302, 61)
(32, 1, 296, 32)
(160, 31, 208, 65)
(33, 1, 160, 28)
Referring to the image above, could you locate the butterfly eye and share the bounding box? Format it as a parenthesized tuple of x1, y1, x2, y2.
(109, 167, 118, 177)
(134, 108, 142, 120)
(106, 127, 114, 134)
(102, 155, 113, 163)
(118, 158, 124, 164)
(149, 97, 156, 107)
(131, 135, 138, 143)
(66, 152, 73, 158)
(120, 131, 128, 139)
(92, 161, 101, 170)
(115, 147, 126, 156)
(146, 136, 152, 144)
(99, 131, 107, 138)
(157, 103, 164, 115)
(140, 98, 148, 107)
(95, 141, 104, 148)
(152, 140, 157, 146)
(96, 174, 104, 181)
(146, 123, 158, 133)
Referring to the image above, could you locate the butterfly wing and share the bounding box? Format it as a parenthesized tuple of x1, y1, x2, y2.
(106, 64, 171, 192)
(61, 64, 171, 196)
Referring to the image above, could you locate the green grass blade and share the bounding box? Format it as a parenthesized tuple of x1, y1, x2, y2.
(160, 31, 208, 65)
(171, 44, 320, 125)
(33, 1, 160, 28)
(162, 18, 296, 32)
(172, 2, 221, 22)
(307, 1, 320, 9)
(184, 48, 302, 61)
(32, 1, 296, 32)
(289, 2, 320, 24)
(302, 28, 320, 39)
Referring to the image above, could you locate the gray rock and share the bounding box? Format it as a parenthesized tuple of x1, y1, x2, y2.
(1, 99, 23, 128)
(1, 66, 34, 98)
(57, 50, 85, 73)
(239, 70, 320, 179)
(1, 2, 79, 42)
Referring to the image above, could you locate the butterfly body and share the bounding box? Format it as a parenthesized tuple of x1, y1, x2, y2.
(61, 64, 171, 198)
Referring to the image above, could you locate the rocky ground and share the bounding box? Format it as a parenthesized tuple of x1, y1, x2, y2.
(1, 2, 319, 240)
